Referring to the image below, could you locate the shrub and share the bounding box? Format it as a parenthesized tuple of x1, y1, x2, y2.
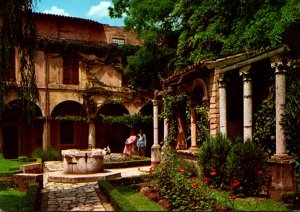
(21, 183, 40, 212)
(226, 141, 268, 196)
(32, 147, 62, 162)
(154, 149, 218, 210)
(198, 134, 232, 187)
(253, 99, 276, 156)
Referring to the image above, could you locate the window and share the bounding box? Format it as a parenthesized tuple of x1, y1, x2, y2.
(60, 121, 74, 144)
(63, 56, 79, 85)
(112, 38, 125, 45)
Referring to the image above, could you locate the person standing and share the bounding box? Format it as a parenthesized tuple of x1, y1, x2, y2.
(123, 129, 137, 156)
(136, 129, 146, 157)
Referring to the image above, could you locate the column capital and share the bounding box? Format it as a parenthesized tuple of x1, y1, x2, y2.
(218, 77, 227, 88)
(270, 56, 288, 74)
(239, 65, 252, 80)
(152, 99, 158, 106)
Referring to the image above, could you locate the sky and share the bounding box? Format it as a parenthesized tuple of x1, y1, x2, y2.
(33, 0, 125, 26)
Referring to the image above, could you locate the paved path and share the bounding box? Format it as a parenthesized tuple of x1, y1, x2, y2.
(41, 165, 151, 211)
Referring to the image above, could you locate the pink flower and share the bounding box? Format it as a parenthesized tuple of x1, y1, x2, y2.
(232, 180, 240, 187)
(202, 177, 212, 182)
(257, 170, 263, 175)
(230, 195, 236, 199)
(177, 167, 185, 172)
(149, 167, 154, 174)
(210, 171, 217, 176)
(191, 183, 199, 188)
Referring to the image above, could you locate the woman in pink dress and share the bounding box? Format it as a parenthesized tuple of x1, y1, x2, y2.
(123, 129, 137, 156)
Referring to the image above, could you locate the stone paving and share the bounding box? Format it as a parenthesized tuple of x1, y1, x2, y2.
(41, 180, 113, 211)
(41, 161, 151, 211)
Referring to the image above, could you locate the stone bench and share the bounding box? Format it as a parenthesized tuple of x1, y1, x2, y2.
(13, 173, 43, 191)
(20, 163, 43, 173)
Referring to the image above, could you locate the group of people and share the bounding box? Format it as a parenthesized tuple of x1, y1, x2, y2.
(123, 129, 146, 157)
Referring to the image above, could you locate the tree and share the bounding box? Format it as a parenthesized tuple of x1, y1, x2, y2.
(174, 0, 300, 64)
(0, 0, 38, 122)
(110, 0, 299, 73)
(109, 0, 178, 46)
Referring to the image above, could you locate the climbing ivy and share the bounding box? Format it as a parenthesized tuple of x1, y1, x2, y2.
(161, 93, 188, 148)
(0, 1, 38, 123)
(49, 114, 152, 129)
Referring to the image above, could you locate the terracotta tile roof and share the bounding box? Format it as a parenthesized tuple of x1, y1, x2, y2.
(163, 59, 213, 84)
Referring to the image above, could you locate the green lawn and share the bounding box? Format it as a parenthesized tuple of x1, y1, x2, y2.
(0, 189, 26, 211)
(234, 198, 289, 211)
(213, 190, 289, 211)
(0, 155, 30, 175)
(116, 185, 165, 211)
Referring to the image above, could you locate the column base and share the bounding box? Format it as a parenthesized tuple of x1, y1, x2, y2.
(267, 155, 297, 200)
(188, 146, 198, 152)
(151, 146, 161, 167)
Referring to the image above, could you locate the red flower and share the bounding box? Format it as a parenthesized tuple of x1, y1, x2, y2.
(230, 195, 236, 199)
(202, 177, 212, 182)
(190, 176, 197, 180)
(257, 170, 263, 175)
(177, 167, 185, 172)
(149, 167, 154, 174)
(192, 183, 199, 188)
(210, 171, 217, 176)
(232, 180, 240, 187)
(152, 161, 158, 165)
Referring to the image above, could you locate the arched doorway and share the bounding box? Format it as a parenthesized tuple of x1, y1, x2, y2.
(139, 101, 154, 157)
(3, 100, 43, 158)
(96, 103, 129, 153)
(51, 101, 88, 150)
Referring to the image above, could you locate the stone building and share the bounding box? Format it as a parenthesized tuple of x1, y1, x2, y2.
(0, 13, 152, 159)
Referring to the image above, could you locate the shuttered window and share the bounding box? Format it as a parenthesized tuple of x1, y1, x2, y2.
(63, 56, 79, 85)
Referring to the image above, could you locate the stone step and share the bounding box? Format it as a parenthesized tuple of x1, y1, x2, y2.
(13, 173, 43, 191)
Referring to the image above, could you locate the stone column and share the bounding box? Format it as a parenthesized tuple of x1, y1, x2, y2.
(88, 120, 96, 148)
(267, 57, 297, 200)
(240, 65, 252, 141)
(151, 99, 161, 166)
(188, 104, 198, 151)
(42, 117, 51, 151)
(163, 118, 168, 142)
(218, 76, 227, 136)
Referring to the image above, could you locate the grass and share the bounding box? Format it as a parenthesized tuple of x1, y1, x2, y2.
(99, 180, 165, 211)
(213, 190, 289, 211)
(0, 154, 40, 176)
(0, 155, 29, 174)
(0, 189, 26, 211)
(116, 185, 165, 211)
(234, 198, 289, 211)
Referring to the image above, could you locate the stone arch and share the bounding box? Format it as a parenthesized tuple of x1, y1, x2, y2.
(96, 103, 130, 153)
(2, 100, 43, 158)
(51, 100, 88, 150)
(50, 99, 83, 116)
(138, 101, 153, 157)
(190, 78, 208, 103)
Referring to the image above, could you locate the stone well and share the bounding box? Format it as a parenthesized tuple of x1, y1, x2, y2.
(62, 149, 104, 174)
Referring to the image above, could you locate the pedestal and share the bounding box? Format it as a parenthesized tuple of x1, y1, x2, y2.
(267, 155, 297, 200)
(151, 146, 161, 167)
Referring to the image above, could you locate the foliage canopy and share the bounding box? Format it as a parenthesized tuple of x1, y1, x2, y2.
(110, 0, 299, 74)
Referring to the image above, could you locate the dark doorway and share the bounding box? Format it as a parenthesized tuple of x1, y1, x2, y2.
(3, 125, 18, 159)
